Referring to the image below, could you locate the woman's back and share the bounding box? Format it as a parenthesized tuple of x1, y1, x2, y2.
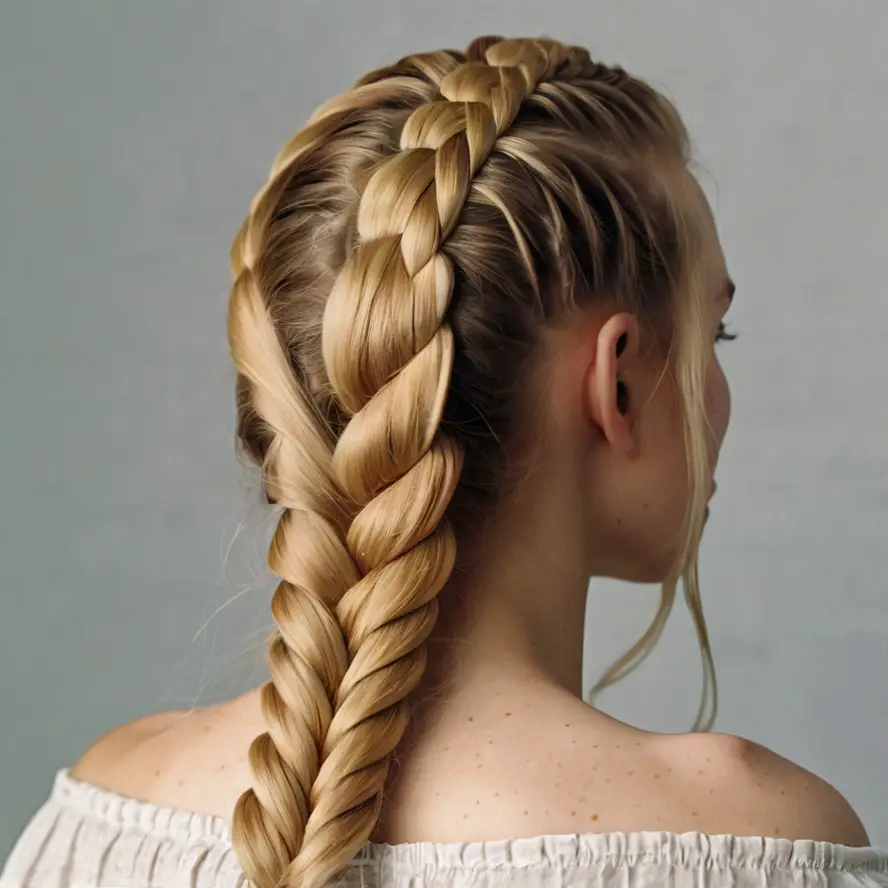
(3, 683, 885, 887)
(65, 685, 870, 848)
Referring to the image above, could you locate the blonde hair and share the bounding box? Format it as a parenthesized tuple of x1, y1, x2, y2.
(227, 35, 716, 888)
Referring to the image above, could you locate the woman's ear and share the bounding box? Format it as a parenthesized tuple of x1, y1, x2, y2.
(584, 312, 640, 456)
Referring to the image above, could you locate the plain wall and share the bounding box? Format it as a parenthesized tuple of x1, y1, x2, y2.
(1, 0, 886, 861)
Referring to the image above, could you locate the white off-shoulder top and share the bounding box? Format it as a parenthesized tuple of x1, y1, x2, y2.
(2, 770, 887, 888)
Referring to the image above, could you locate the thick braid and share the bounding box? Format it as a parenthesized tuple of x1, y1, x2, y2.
(227, 63, 482, 886)
(227, 111, 368, 888)
(230, 37, 572, 888)
(273, 38, 572, 888)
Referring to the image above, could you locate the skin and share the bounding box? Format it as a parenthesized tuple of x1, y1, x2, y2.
(71, 173, 871, 850)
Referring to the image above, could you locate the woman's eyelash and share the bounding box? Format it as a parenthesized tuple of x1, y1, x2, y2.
(716, 321, 737, 343)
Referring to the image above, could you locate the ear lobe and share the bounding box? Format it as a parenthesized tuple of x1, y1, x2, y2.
(585, 313, 639, 457)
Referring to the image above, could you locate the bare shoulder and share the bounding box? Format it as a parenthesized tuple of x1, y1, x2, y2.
(662, 731, 871, 846)
(69, 709, 194, 795)
(377, 689, 874, 848)
(69, 695, 259, 819)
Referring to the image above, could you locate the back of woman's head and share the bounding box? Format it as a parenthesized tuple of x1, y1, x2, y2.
(227, 35, 717, 888)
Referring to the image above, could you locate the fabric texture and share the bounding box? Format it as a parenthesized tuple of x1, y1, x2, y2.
(3, 770, 888, 888)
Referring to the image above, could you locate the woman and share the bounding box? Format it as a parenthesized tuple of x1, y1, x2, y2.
(3, 35, 886, 888)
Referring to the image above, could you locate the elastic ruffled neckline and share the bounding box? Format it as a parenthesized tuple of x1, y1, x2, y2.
(53, 769, 888, 875)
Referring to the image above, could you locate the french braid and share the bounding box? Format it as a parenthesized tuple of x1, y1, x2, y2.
(229, 37, 574, 888)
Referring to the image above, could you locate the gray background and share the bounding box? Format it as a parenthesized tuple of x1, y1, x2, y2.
(1, 0, 886, 863)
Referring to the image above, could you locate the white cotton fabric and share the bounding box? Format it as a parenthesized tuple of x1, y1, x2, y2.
(3, 770, 888, 888)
